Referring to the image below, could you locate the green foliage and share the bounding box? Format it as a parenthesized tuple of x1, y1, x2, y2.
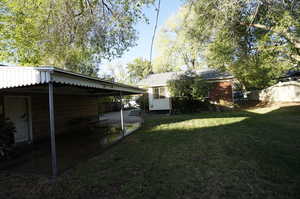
(152, 56, 179, 73)
(0, 0, 154, 75)
(135, 94, 149, 111)
(185, 0, 300, 89)
(153, 6, 203, 71)
(2, 107, 300, 198)
(167, 70, 210, 100)
(167, 70, 211, 113)
(64, 49, 98, 76)
(171, 97, 211, 113)
(0, 119, 16, 160)
(127, 57, 153, 83)
(97, 96, 118, 114)
(98, 96, 116, 104)
(105, 62, 131, 84)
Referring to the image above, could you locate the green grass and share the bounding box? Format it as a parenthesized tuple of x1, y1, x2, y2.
(1, 106, 300, 199)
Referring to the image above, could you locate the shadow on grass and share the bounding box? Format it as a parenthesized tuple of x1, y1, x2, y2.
(0, 106, 299, 199)
(1, 122, 141, 176)
(125, 105, 300, 198)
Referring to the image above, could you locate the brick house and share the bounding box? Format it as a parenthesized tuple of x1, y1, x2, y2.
(208, 81, 234, 103)
(138, 69, 234, 111)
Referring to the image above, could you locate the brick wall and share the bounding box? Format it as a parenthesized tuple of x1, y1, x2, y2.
(30, 94, 98, 141)
(208, 81, 233, 103)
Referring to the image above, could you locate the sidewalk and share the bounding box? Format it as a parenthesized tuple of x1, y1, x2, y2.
(100, 109, 143, 124)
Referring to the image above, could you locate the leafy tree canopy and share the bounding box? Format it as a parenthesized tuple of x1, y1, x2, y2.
(127, 57, 152, 82)
(105, 61, 131, 83)
(185, 0, 300, 89)
(0, 0, 154, 75)
(152, 55, 180, 73)
(153, 6, 203, 71)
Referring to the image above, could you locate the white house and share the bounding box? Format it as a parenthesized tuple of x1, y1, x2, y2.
(138, 69, 234, 111)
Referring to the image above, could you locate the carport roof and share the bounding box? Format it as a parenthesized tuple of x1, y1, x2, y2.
(0, 66, 145, 94)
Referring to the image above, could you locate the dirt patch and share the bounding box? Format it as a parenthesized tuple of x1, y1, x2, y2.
(254, 101, 300, 108)
(238, 100, 300, 110)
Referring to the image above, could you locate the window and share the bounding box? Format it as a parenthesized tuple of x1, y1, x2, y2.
(153, 87, 159, 99)
(153, 87, 166, 99)
(159, 87, 166, 98)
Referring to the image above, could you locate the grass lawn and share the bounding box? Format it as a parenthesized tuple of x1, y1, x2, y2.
(1, 105, 300, 199)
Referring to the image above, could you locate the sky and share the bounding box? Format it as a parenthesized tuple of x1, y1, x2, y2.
(1, 0, 184, 74)
(99, 0, 184, 76)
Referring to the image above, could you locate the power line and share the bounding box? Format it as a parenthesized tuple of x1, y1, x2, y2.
(149, 0, 161, 63)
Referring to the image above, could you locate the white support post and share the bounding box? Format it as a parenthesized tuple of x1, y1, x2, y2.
(120, 92, 124, 136)
(49, 82, 58, 177)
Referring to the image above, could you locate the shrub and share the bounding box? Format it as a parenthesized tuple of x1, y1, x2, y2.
(136, 94, 149, 112)
(98, 96, 121, 114)
(171, 98, 212, 114)
(168, 70, 210, 101)
(168, 71, 212, 113)
(0, 119, 16, 161)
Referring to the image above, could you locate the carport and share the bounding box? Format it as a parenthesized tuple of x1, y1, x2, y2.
(0, 66, 145, 177)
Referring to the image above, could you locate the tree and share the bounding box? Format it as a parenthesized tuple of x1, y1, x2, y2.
(153, 6, 203, 71)
(0, 0, 154, 75)
(167, 70, 211, 113)
(105, 62, 131, 84)
(152, 56, 179, 73)
(185, 0, 300, 89)
(167, 70, 209, 100)
(127, 57, 152, 82)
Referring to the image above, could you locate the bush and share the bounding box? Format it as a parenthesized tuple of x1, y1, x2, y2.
(98, 96, 121, 114)
(171, 98, 212, 114)
(0, 119, 16, 161)
(136, 94, 149, 112)
(171, 98, 236, 114)
(167, 70, 213, 114)
(167, 70, 210, 100)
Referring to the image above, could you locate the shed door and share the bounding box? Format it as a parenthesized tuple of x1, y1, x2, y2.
(5, 97, 31, 143)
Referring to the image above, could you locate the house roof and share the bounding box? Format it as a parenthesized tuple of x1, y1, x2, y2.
(138, 69, 234, 87)
(0, 66, 145, 94)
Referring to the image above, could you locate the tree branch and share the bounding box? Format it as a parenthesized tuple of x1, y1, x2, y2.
(240, 22, 300, 49)
(101, 0, 113, 15)
(249, 1, 261, 26)
(85, 0, 94, 15)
